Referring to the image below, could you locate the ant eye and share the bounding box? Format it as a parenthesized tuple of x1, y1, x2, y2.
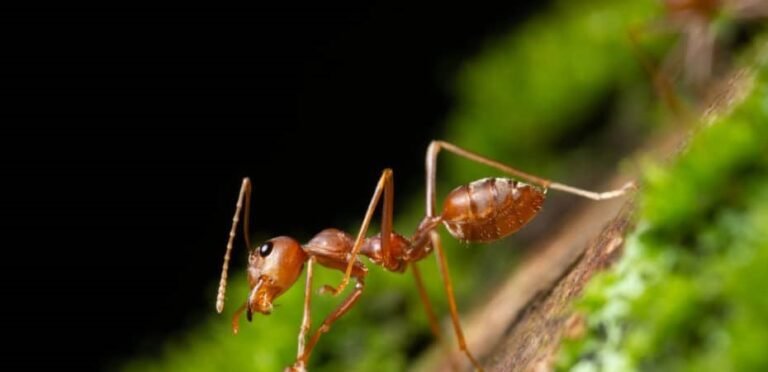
(259, 242, 274, 257)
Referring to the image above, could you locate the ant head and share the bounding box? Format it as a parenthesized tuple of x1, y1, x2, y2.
(246, 236, 308, 320)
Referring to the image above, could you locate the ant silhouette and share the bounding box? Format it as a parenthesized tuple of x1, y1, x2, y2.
(216, 140, 634, 371)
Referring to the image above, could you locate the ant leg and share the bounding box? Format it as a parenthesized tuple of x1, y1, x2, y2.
(426, 140, 634, 214)
(217, 177, 253, 313)
(320, 169, 393, 296)
(290, 257, 316, 371)
(411, 263, 442, 339)
(296, 277, 366, 366)
(412, 262, 462, 371)
(682, 18, 715, 95)
(431, 231, 483, 371)
(627, 25, 691, 121)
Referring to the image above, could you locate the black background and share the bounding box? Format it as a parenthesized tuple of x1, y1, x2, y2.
(1, 4, 546, 370)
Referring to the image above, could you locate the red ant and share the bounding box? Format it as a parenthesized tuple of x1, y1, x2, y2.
(215, 140, 634, 371)
(639, 0, 767, 96)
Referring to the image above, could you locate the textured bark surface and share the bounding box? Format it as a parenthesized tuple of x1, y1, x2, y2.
(483, 203, 634, 371)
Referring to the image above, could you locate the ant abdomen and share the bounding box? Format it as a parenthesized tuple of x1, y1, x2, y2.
(441, 177, 546, 243)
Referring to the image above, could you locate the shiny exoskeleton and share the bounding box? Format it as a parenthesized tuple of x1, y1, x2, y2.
(216, 140, 634, 371)
(442, 178, 545, 243)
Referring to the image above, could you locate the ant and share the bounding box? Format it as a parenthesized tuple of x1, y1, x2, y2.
(636, 0, 767, 98)
(215, 140, 634, 371)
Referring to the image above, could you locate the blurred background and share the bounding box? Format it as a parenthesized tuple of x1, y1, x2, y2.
(5, 1, 765, 371)
(2, 4, 556, 371)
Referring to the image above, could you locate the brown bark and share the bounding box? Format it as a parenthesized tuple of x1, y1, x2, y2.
(483, 202, 634, 371)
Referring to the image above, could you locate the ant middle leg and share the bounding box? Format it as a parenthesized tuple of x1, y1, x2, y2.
(320, 168, 394, 296)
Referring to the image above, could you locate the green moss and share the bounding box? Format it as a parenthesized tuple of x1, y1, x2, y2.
(558, 40, 768, 372)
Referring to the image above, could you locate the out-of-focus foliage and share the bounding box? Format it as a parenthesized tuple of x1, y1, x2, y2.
(558, 40, 768, 371)
(445, 0, 654, 183)
(122, 0, 658, 371)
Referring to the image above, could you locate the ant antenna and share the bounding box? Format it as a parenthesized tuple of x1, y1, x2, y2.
(217, 177, 252, 313)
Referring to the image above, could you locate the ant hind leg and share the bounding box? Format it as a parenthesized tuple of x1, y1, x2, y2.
(426, 140, 635, 209)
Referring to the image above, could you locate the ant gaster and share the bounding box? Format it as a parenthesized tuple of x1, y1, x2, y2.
(216, 140, 634, 371)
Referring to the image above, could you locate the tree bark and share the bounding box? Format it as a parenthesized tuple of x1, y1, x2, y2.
(483, 202, 634, 371)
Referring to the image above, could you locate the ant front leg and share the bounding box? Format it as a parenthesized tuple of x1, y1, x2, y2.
(319, 168, 394, 296)
(292, 276, 366, 370)
(288, 257, 315, 372)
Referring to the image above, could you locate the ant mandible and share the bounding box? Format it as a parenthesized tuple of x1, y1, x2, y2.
(215, 140, 634, 371)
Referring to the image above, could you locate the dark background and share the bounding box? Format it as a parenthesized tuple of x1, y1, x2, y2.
(1, 4, 546, 370)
